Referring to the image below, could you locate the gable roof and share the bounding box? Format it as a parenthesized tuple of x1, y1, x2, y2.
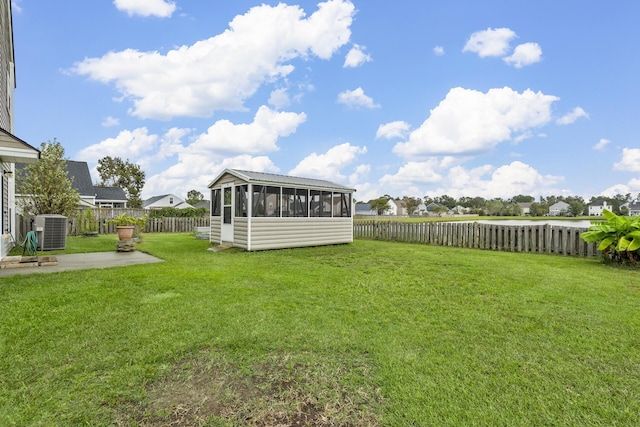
(209, 169, 355, 193)
(65, 160, 96, 197)
(94, 186, 127, 202)
(142, 194, 189, 209)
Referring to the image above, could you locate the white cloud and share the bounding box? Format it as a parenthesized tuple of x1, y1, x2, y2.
(503, 42, 542, 68)
(102, 116, 120, 127)
(433, 46, 445, 56)
(143, 154, 279, 199)
(191, 106, 306, 154)
(376, 121, 411, 140)
(600, 178, 640, 198)
(344, 44, 372, 68)
(289, 142, 366, 180)
(268, 88, 290, 109)
(556, 106, 589, 125)
(593, 138, 611, 150)
(113, 0, 176, 18)
(614, 148, 640, 172)
(393, 87, 559, 157)
(428, 161, 564, 200)
(11, 0, 22, 13)
(73, 0, 355, 119)
(336, 87, 380, 109)
(463, 27, 517, 58)
(77, 127, 159, 162)
(379, 160, 443, 187)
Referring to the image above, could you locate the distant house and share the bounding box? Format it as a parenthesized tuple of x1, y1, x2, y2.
(518, 202, 532, 216)
(355, 203, 377, 216)
(626, 202, 640, 216)
(549, 201, 570, 216)
(588, 200, 611, 216)
(389, 199, 403, 216)
(16, 160, 128, 209)
(94, 186, 127, 208)
(425, 202, 446, 215)
(143, 194, 194, 210)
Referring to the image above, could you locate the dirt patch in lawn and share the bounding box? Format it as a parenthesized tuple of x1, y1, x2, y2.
(114, 349, 383, 426)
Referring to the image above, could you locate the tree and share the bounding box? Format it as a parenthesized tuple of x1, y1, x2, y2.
(186, 189, 204, 206)
(97, 156, 146, 208)
(403, 196, 422, 216)
(369, 197, 391, 215)
(18, 139, 80, 217)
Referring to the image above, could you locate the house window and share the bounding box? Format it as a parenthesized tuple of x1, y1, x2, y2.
(332, 192, 351, 217)
(235, 185, 248, 217)
(310, 190, 332, 217)
(252, 185, 280, 217)
(282, 187, 307, 217)
(211, 189, 221, 216)
(169, 197, 173, 204)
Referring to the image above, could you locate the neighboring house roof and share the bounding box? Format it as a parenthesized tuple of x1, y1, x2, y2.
(143, 194, 194, 209)
(94, 186, 127, 203)
(589, 200, 607, 206)
(549, 201, 570, 209)
(194, 200, 210, 210)
(426, 202, 444, 211)
(209, 169, 355, 193)
(627, 202, 640, 212)
(355, 203, 377, 215)
(65, 160, 96, 197)
(143, 195, 167, 207)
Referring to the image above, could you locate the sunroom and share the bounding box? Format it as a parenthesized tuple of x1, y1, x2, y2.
(208, 169, 355, 251)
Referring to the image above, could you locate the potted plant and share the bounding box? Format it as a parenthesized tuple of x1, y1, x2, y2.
(108, 213, 147, 241)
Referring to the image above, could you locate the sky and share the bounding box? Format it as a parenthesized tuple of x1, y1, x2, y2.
(10, 0, 640, 203)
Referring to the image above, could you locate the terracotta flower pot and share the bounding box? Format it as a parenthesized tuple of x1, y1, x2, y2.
(116, 225, 135, 241)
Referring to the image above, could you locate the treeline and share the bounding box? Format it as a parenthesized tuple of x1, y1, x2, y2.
(366, 193, 639, 217)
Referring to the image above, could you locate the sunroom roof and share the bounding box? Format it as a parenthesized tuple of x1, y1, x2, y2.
(209, 169, 355, 193)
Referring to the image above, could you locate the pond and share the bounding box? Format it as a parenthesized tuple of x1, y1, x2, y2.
(458, 219, 594, 228)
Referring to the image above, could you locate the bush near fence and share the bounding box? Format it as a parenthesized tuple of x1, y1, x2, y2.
(354, 220, 599, 257)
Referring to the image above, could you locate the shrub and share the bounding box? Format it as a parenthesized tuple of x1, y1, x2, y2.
(580, 209, 640, 264)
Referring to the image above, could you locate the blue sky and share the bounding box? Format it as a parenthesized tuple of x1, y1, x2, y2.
(10, 0, 640, 202)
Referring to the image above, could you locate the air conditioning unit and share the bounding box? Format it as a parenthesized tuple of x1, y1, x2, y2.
(34, 214, 67, 250)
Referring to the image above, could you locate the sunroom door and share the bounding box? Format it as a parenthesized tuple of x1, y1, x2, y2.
(221, 185, 233, 242)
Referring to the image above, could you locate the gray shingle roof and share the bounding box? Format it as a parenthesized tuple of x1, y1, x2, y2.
(211, 169, 355, 192)
(65, 161, 96, 196)
(94, 186, 127, 201)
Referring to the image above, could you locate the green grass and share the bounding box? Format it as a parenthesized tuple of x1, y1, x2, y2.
(1, 234, 639, 425)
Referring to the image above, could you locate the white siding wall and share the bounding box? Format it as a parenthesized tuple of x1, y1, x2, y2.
(249, 217, 352, 251)
(210, 216, 221, 243)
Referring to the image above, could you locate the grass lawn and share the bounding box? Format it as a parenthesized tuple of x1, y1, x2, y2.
(1, 233, 639, 426)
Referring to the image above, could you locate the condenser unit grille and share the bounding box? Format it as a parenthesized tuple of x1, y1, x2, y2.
(35, 215, 67, 250)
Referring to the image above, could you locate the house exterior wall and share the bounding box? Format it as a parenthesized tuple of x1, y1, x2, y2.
(588, 201, 609, 216)
(0, 0, 13, 258)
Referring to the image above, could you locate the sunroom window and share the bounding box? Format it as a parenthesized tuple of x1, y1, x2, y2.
(235, 185, 248, 217)
(252, 185, 280, 217)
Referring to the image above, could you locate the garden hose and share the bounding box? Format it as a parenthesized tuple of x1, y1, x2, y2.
(22, 231, 38, 256)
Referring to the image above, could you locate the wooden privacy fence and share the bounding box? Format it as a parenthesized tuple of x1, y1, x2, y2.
(353, 220, 599, 257)
(67, 217, 210, 235)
